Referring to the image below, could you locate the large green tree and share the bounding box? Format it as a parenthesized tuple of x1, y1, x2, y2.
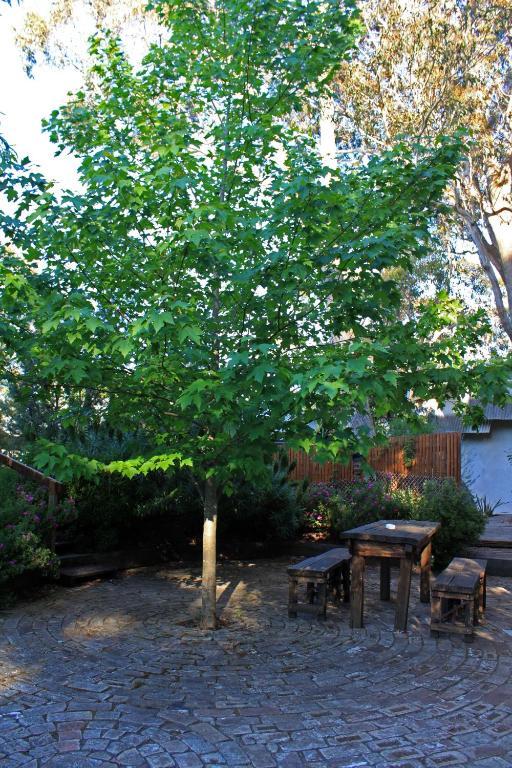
(1, 0, 508, 628)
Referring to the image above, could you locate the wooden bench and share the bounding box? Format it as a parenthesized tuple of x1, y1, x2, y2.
(430, 557, 487, 642)
(287, 548, 351, 620)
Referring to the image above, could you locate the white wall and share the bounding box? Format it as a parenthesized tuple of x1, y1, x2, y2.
(462, 422, 512, 513)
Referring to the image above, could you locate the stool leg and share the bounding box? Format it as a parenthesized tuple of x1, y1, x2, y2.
(330, 567, 342, 601)
(464, 597, 475, 643)
(317, 580, 327, 620)
(430, 591, 441, 637)
(288, 577, 298, 618)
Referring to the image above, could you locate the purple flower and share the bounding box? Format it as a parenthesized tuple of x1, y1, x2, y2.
(33, 515, 40, 524)
(0, 543, 5, 550)
(8, 560, 16, 566)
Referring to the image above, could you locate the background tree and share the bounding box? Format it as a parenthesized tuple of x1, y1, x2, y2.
(14, 0, 155, 74)
(1, 0, 508, 628)
(332, 0, 512, 344)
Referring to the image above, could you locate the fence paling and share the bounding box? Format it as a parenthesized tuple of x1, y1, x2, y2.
(288, 432, 461, 484)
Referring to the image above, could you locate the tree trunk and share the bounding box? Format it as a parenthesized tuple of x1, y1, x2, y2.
(201, 477, 218, 629)
(455, 161, 512, 343)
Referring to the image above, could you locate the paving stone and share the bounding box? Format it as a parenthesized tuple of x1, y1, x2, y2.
(174, 754, 203, 768)
(146, 754, 177, 768)
(0, 561, 512, 768)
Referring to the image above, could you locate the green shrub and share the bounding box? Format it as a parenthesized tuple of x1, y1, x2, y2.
(220, 477, 302, 543)
(68, 456, 303, 553)
(223, 452, 304, 543)
(67, 469, 202, 552)
(415, 479, 484, 569)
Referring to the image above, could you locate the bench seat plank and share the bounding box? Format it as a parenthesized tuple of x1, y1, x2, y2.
(287, 547, 350, 577)
(433, 557, 486, 594)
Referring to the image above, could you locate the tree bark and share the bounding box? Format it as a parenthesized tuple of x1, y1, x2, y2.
(201, 476, 218, 630)
(455, 166, 512, 343)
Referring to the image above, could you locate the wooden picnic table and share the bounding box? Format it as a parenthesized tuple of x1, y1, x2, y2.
(342, 519, 440, 632)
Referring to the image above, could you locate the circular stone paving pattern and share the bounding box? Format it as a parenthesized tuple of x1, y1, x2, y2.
(1, 559, 512, 767)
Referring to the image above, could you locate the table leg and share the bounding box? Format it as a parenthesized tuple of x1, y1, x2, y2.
(342, 560, 350, 603)
(350, 554, 365, 628)
(395, 554, 412, 632)
(380, 559, 391, 601)
(420, 542, 432, 603)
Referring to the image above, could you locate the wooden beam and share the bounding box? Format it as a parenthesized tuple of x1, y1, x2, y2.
(0, 452, 64, 493)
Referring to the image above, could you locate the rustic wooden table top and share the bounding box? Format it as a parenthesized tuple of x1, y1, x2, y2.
(342, 519, 440, 550)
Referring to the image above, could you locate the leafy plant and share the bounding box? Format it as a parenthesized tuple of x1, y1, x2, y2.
(416, 479, 485, 569)
(473, 494, 505, 518)
(402, 436, 416, 468)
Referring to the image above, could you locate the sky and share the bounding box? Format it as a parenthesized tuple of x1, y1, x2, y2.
(0, 1, 82, 187)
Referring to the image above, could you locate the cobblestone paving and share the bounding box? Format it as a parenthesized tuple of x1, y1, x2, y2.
(2, 559, 512, 767)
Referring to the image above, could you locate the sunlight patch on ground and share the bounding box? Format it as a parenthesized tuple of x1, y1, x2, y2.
(0, 654, 39, 693)
(491, 586, 511, 595)
(62, 612, 135, 640)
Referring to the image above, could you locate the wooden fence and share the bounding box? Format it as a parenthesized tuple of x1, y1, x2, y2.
(287, 432, 461, 484)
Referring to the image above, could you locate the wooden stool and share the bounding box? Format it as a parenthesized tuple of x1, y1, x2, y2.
(287, 548, 351, 620)
(430, 557, 487, 643)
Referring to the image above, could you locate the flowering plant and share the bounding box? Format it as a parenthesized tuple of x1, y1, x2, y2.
(302, 483, 341, 531)
(0, 469, 77, 587)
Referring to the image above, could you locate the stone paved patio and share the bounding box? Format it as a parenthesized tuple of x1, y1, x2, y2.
(1, 559, 512, 768)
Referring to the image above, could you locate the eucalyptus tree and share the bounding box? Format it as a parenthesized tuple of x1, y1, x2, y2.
(15, 0, 153, 75)
(1, 0, 507, 628)
(334, 0, 512, 343)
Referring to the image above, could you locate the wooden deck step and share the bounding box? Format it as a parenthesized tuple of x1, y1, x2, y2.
(465, 546, 512, 577)
(479, 516, 512, 548)
(60, 563, 119, 585)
